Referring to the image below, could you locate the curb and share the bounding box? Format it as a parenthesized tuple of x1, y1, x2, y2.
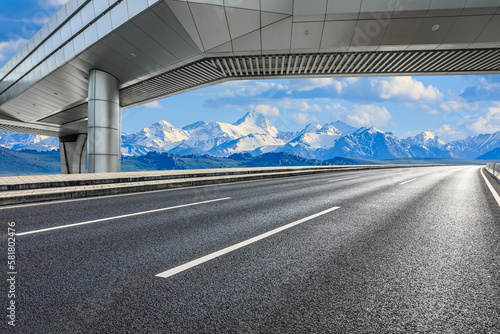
(0, 165, 444, 206)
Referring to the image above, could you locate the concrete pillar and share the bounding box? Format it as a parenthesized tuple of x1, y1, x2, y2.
(59, 134, 87, 174)
(87, 70, 121, 173)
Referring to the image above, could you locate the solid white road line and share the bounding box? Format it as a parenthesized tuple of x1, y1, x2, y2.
(16, 197, 231, 236)
(156, 206, 341, 279)
(328, 176, 360, 182)
(481, 168, 500, 207)
(399, 178, 418, 185)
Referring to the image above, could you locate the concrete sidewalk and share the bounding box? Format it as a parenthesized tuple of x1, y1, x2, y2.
(0, 165, 438, 206)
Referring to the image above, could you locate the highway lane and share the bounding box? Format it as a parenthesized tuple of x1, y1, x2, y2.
(1, 166, 499, 333)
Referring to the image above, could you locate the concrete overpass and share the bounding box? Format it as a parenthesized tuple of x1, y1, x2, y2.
(1, 0, 500, 173)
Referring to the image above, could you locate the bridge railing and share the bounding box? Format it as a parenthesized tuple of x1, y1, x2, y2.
(486, 163, 500, 183)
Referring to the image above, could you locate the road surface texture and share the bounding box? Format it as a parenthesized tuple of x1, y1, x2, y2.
(1, 166, 499, 333)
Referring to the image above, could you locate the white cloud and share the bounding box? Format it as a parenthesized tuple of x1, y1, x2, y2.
(275, 98, 323, 113)
(293, 113, 318, 125)
(252, 104, 280, 117)
(330, 103, 392, 127)
(436, 124, 456, 137)
(298, 101, 322, 113)
(143, 101, 163, 109)
(0, 38, 28, 62)
(439, 99, 478, 112)
(291, 78, 345, 94)
(466, 105, 500, 134)
(346, 105, 392, 127)
(373, 77, 443, 102)
(218, 80, 286, 97)
(326, 103, 346, 112)
(404, 130, 424, 138)
(420, 105, 440, 115)
(435, 124, 466, 141)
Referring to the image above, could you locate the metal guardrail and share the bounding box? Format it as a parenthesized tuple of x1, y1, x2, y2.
(486, 163, 500, 183)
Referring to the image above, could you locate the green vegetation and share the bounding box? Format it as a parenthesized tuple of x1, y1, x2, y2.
(121, 152, 329, 171)
(0, 147, 60, 176)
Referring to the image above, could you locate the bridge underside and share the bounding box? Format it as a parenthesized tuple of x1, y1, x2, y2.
(1, 0, 500, 173)
(121, 48, 500, 108)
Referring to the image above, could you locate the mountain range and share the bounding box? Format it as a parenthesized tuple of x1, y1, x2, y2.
(1, 111, 500, 160)
(119, 112, 500, 160)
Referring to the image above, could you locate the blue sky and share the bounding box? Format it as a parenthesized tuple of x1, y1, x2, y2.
(2, 1, 500, 142)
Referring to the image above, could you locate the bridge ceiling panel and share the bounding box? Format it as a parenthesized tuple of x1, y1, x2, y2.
(476, 15, 500, 45)
(379, 18, 422, 51)
(38, 103, 88, 125)
(152, 3, 202, 53)
(442, 15, 492, 47)
(225, 0, 259, 11)
(164, 0, 205, 51)
(291, 22, 325, 52)
(261, 0, 293, 15)
(226, 7, 261, 40)
(293, 0, 327, 22)
(410, 17, 458, 50)
(261, 12, 290, 26)
(428, 0, 467, 16)
(359, 0, 395, 19)
(189, 3, 231, 51)
(350, 19, 388, 51)
(326, 0, 362, 20)
(320, 20, 357, 52)
(116, 23, 176, 68)
(392, 0, 430, 19)
(133, 7, 199, 60)
(188, 0, 223, 5)
(232, 30, 262, 55)
(261, 17, 293, 54)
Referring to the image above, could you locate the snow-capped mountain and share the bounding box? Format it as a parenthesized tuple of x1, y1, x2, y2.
(328, 121, 357, 135)
(405, 131, 446, 149)
(122, 120, 190, 155)
(209, 133, 285, 157)
(269, 124, 343, 159)
(319, 127, 412, 160)
(444, 132, 500, 159)
(122, 112, 284, 156)
(1, 112, 500, 161)
(404, 131, 452, 159)
(0, 131, 59, 151)
(288, 124, 343, 149)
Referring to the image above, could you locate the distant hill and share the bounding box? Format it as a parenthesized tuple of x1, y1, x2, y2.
(121, 152, 329, 171)
(476, 147, 500, 159)
(0, 147, 61, 176)
(0, 146, 495, 177)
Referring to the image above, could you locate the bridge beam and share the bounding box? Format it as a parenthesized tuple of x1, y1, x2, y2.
(87, 70, 121, 173)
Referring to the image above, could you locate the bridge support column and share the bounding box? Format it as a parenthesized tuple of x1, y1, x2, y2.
(87, 70, 121, 173)
(59, 134, 87, 174)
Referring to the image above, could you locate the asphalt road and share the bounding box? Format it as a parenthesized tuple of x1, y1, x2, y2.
(1, 166, 499, 333)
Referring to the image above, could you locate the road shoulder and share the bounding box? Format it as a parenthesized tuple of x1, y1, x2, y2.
(482, 167, 500, 207)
